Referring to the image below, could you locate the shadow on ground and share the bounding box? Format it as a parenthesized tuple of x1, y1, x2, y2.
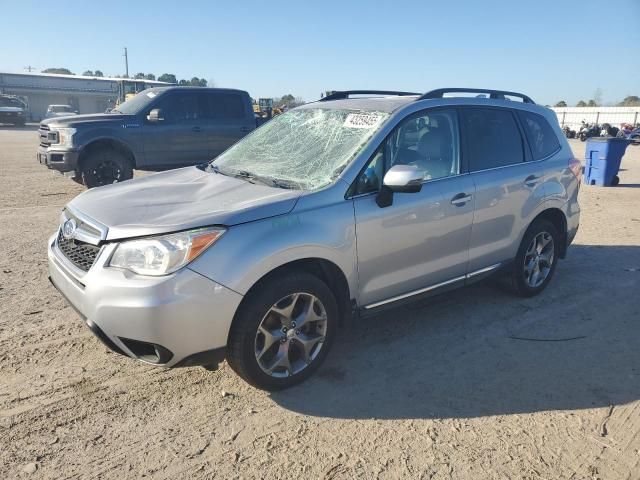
(271, 245, 640, 419)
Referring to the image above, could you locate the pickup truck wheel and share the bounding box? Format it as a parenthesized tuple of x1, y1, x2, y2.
(227, 271, 338, 391)
(81, 149, 133, 188)
(503, 219, 560, 297)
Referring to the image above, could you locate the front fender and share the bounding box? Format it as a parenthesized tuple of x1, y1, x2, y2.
(188, 197, 358, 301)
(76, 129, 143, 165)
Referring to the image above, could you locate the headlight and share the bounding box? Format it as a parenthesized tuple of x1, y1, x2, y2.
(53, 127, 76, 147)
(109, 227, 225, 276)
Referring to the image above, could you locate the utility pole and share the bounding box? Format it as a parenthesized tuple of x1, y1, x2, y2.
(24, 65, 35, 72)
(123, 47, 129, 78)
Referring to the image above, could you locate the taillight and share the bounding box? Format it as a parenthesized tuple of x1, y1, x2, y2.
(568, 157, 582, 182)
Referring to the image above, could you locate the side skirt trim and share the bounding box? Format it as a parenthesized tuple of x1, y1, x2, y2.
(363, 263, 502, 310)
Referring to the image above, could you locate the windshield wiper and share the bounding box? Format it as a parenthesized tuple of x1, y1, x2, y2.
(198, 164, 299, 189)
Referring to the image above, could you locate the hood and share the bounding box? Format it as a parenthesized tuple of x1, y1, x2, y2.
(68, 166, 303, 240)
(43, 113, 130, 127)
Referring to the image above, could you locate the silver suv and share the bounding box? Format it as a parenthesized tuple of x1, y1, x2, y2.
(48, 88, 581, 390)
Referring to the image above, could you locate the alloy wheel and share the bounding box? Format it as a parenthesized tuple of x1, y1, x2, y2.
(523, 231, 555, 288)
(254, 292, 328, 378)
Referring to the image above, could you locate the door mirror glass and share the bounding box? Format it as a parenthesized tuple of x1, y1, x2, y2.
(147, 108, 164, 122)
(383, 165, 423, 193)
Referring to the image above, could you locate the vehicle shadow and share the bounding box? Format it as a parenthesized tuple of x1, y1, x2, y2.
(270, 245, 640, 419)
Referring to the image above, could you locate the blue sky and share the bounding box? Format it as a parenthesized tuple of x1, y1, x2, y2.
(2, 0, 639, 105)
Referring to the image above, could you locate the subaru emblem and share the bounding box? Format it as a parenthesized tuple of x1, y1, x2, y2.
(62, 219, 77, 240)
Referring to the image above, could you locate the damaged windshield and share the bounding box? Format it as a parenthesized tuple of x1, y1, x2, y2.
(212, 108, 389, 190)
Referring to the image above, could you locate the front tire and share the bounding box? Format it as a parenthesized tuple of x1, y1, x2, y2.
(227, 271, 338, 390)
(504, 219, 560, 297)
(81, 149, 133, 188)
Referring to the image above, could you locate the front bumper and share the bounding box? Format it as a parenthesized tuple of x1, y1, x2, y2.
(38, 145, 80, 173)
(47, 232, 243, 368)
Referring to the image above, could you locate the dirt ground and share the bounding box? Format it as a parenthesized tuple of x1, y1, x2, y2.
(1, 125, 639, 480)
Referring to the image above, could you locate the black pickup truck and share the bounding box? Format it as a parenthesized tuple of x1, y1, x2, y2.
(38, 87, 256, 187)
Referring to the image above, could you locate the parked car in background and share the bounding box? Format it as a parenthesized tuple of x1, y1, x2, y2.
(47, 88, 581, 390)
(44, 104, 78, 119)
(0, 94, 27, 126)
(37, 87, 256, 187)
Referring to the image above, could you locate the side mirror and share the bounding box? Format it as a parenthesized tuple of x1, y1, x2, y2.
(147, 108, 164, 122)
(376, 165, 423, 208)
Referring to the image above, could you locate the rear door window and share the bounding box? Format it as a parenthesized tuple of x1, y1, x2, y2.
(205, 92, 245, 120)
(461, 108, 524, 171)
(517, 111, 561, 160)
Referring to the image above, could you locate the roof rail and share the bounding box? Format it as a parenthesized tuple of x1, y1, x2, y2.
(419, 88, 535, 104)
(320, 90, 421, 102)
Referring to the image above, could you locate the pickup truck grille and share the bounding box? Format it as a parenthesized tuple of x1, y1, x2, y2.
(38, 124, 56, 147)
(56, 230, 101, 272)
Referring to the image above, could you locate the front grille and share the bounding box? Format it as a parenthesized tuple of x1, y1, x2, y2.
(57, 230, 100, 272)
(39, 124, 51, 147)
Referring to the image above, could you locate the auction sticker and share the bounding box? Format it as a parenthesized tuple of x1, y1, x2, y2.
(344, 113, 383, 128)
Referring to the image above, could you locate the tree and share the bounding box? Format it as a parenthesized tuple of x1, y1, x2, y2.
(178, 79, 189, 86)
(42, 68, 74, 75)
(576, 100, 587, 107)
(593, 88, 603, 107)
(158, 73, 177, 84)
(617, 95, 640, 106)
(188, 77, 207, 87)
(145, 73, 156, 81)
(554, 100, 567, 107)
(94, 70, 104, 77)
(587, 99, 597, 107)
(134, 72, 146, 79)
(82, 70, 94, 76)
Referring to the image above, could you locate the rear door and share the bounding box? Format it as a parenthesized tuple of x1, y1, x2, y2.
(142, 90, 210, 167)
(204, 91, 255, 159)
(461, 107, 546, 273)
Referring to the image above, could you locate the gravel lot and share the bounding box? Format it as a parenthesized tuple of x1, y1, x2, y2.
(1, 126, 639, 479)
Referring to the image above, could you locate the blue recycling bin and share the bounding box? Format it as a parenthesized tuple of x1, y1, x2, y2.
(583, 137, 631, 186)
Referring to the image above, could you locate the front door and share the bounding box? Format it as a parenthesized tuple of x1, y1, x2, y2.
(142, 91, 210, 168)
(352, 108, 475, 307)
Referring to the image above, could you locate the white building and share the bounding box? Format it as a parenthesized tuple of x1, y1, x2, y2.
(0, 72, 169, 121)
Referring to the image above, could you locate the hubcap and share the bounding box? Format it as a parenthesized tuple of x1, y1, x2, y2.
(254, 292, 327, 378)
(523, 231, 554, 288)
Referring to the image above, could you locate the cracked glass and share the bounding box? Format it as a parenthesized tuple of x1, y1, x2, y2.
(213, 108, 389, 190)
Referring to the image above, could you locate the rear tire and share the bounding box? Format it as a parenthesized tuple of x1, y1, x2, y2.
(612, 175, 620, 186)
(503, 219, 560, 297)
(227, 271, 338, 390)
(81, 149, 133, 188)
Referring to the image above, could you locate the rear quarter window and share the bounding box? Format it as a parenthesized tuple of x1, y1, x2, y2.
(517, 110, 561, 160)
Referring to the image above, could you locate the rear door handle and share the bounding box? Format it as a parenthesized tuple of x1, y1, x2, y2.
(451, 193, 472, 206)
(524, 175, 540, 187)
(192, 126, 202, 132)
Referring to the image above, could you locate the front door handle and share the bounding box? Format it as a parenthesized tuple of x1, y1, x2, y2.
(451, 193, 472, 206)
(524, 175, 540, 187)
(192, 126, 202, 132)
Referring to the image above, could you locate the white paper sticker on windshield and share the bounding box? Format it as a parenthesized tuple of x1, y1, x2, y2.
(146, 91, 157, 98)
(343, 113, 383, 129)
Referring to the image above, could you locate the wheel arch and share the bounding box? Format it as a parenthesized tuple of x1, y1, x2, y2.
(78, 137, 137, 172)
(235, 257, 353, 327)
(530, 208, 568, 258)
